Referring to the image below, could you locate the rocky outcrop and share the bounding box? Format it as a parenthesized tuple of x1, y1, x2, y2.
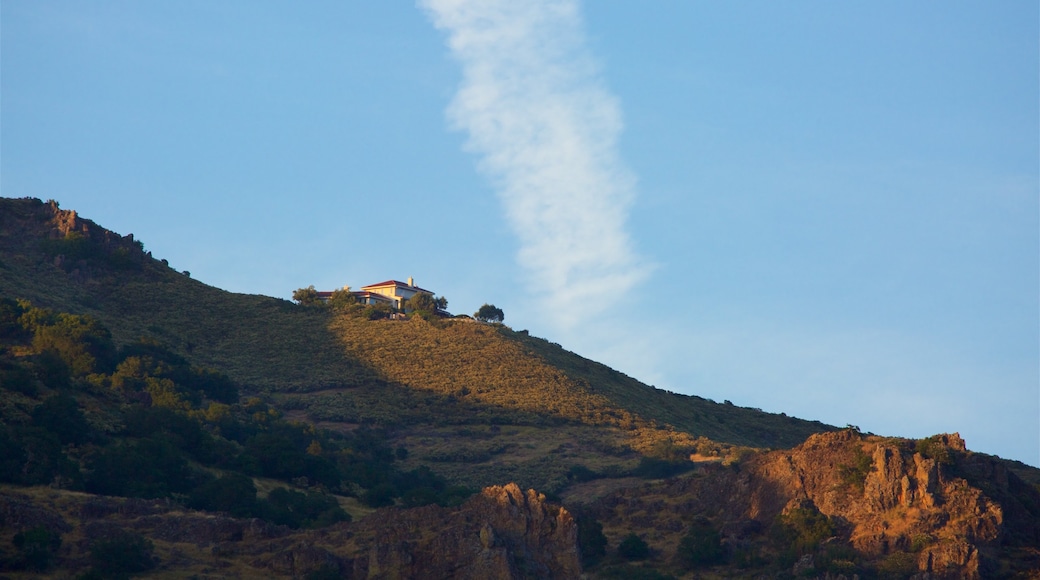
(0, 484, 580, 579)
(0, 197, 151, 279)
(588, 431, 1037, 579)
(332, 483, 581, 579)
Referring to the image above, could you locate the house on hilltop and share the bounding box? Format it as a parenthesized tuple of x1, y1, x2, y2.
(358, 277, 434, 310)
(316, 277, 434, 311)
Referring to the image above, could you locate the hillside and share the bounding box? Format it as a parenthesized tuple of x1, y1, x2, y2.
(1, 196, 1038, 579)
(0, 197, 833, 493)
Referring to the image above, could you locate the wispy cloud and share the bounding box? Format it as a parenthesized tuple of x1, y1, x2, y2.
(420, 0, 650, 328)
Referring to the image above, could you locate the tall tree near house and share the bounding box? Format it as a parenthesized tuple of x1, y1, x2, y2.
(292, 286, 320, 306)
(474, 304, 504, 323)
(405, 293, 437, 314)
(328, 288, 357, 311)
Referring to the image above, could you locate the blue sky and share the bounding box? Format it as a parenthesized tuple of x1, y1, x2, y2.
(3, 1, 1037, 466)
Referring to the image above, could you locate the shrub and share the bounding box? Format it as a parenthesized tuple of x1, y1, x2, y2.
(1, 361, 39, 395)
(877, 551, 918, 579)
(88, 531, 155, 579)
(0, 426, 80, 486)
(576, 516, 607, 567)
(260, 488, 350, 528)
(32, 393, 92, 445)
(915, 436, 954, 466)
(618, 533, 650, 560)
(86, 438, 199, 498)
(838, 446, 874, 492)
(188, 473, 259, 518)
(12, 526, 62, 571)
(292, 286, 321, 306)
(30, 312, 115, 376)
(474, 304, 504, 323)
(633, 456, 693, 479)
(770, 505, 836, 557)
(676, 518, 724, 569)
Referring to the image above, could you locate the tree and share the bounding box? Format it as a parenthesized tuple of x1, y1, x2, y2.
(618, 533, 650, 560)
(292, 286, 321, 306)
(474, 304, 504, 323)
(677, 517, 725, 569)
(327, 288, 357, 311)
(404, 293, 437, 314)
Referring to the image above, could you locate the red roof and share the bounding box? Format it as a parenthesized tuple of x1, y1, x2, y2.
(360, 280, 433, 293)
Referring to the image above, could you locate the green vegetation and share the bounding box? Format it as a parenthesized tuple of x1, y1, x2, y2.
(618, 533, 650, 560)
(11, 526, 62, 572)
(915, 435, 955, 466)
(771, 505, 836, 557)
(292, 285, 321, 306)
(838, 443, 875, 492)
(676, 517, 725, 569)
(0, 298, 470, 532)
(87, 531, 155, 579)
(474, 303, 504, 323)
(575, 513, 607, 567)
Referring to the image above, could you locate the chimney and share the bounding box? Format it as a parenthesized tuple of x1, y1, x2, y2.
(407, 277, 414, 287)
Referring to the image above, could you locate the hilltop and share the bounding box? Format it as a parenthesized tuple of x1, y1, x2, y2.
(0, 196, 1037, 579)
(0, 197, 833, 492)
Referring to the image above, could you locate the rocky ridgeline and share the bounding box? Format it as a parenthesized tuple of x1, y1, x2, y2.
(1, 433, 1037, 578)
(0, 198, 151, 277)
(587, 430, 1040, 579)
(0, 483, 579, 579)
(754, 431, 1004, 576)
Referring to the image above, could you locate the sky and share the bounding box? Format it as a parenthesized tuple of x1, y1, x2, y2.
(2, 1, 1037, 466)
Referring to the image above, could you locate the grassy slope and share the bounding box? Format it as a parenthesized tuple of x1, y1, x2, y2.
(1, 197, 836, 493)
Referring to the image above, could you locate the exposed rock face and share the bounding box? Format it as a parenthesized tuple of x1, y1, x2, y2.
(0, 197, 149, 279)
(588, 431, 1039, 579)
(0, 484, 580, 579)
(330, 483, 581, 579)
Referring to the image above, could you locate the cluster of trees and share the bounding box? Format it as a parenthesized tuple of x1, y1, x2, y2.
(0, 298, 472, 530)
(291, 286, 507, 325)
(292, 286, 450, 320)
(474, 304, 504, 323)
(573, 505, 880, 577)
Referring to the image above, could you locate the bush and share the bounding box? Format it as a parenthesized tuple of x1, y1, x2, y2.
(474, 304, 504, 323)
(877, 551, 918, 579)
(89, 531, 155, 579)
(838, 446, 874, 492)
(30, 312, 115, 376)
(188, 473, 259, 518)
(0, 426, 80, 486)
(1, 361, 39, 395)
(32, 394, 92, 445)
(292, 286, 321, 306)
(86, 438, 200, 498)
(676, 518, 724, 569)
(260, 488, 350, 529)
(12, 526, 62, 571)
(618, 533, 650, 560)
(770, 505, 836, 561)
(915, 436, 954, 466)
(576, 514, 607, 567)
(633, 456, 693, 479)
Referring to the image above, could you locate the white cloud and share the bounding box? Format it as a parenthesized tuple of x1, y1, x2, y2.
(420, 0, 650, 329)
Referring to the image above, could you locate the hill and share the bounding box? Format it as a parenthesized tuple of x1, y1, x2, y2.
(1, 196, 1037, 579)
(0, 197, 833, 493)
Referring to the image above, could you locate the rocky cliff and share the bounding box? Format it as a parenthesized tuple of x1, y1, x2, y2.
(0, 483, 579, 579)
(584, 430, 1040, 579)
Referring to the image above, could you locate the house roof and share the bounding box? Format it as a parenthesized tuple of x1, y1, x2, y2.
(360, 280, 433, 293)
